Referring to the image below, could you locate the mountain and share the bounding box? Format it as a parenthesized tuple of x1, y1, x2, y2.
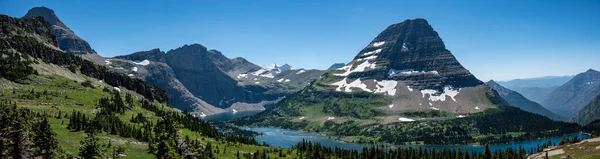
(486, 80, 565, 121)
(22, 7, 105, 64)
(111, 45, 325, 117)
(327, 63, 345, 70)
(541, 69, 600, 118)
(0, 14, 296, 158)
(508, 86, 558, 103)
(234, 18, 579, 145)
(571, 94, 600, 125)
(496, 75, 573, 103)
(250, 63, 294, 78)
(497, 76, 574, 88)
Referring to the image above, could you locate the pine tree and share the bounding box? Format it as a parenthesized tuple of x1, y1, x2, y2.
(79, 118, 104, 159)
(33, 118, 59, 158)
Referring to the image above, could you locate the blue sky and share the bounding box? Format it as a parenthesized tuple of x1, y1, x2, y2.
(1, 0, 599, 81)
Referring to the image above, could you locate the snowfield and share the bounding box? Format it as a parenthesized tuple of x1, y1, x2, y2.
(388, 69, 439, 76)
(372, 41, 385, 47)
(333, 60, 376, 76)
(420, 87, 459, 102)
(330, 78, 371, 92)
(374, 80, 398, 96)
(362, 48, 382, 56)
(133, 59, 150, 66)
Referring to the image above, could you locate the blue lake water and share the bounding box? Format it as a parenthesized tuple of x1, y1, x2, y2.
(245, 127, 590, 153)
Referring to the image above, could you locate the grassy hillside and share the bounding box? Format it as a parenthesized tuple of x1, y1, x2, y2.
(0, 70, 299, 158)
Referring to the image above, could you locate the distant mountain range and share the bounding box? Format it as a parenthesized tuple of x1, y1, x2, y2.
(496, 75, 573, 103)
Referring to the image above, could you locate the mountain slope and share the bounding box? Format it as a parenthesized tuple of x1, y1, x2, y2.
(571, 94, 600, 125)
(327, 63, 345, 70)
(111, 45, 324, 117)
(234, 18, 579, 145)
(541, 69, 600, 118)
(0, 14, 295, 158)
(486, 80, 565, 121)
(22, 7, 105, 65)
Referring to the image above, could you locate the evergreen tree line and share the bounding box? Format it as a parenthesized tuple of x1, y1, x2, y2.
(286, 139, 528, 159)
(0, 50, 37, 81)
(0, 15, 168, 103)
(0, 100, 61, 159)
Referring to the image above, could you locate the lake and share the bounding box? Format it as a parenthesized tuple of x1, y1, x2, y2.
(245, 127, 590, 153)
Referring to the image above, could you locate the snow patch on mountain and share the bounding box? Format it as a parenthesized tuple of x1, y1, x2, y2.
(260, 73, 275, 78)
(336, 64, 353, 71)
(237, 74, 248, 79)
(356, 55, 378, 61)
(284, 79, 290, 82)
(420, 87, 460, 102)
(334, 60, 376, 76)
(372, 41, 385, 47)
(296, 70, 306, 74)
(401, 43, 409, 52)
(133, 59, 150, 66)
(407, 86, 414, 92)
(132, 67, 138, 72)
(374, 80, 398, 96)
(388, 69, 439, 76)
(277, 78, 284, 82)
(105, 60, 112, 65)
(330, 78, 371, 92)
(363, 49, 382, 56)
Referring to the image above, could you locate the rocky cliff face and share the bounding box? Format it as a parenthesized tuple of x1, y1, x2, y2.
(114, 49, 166, 63)
(314, 18, 494, 114)
(542, 69, 600, 118)
(110, 44, 323, 116)
(165, 44, 281, 109)
(23, 7, 97, 55)
(22, 7, 105, 65)
(487, 80, 564, 121)
(572, 94, 600, 125)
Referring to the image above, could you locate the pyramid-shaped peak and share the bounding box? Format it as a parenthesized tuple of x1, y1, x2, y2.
(585, 68, 599, 73)
(23, 6, 68, 29)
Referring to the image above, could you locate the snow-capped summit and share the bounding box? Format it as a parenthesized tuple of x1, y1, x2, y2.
(251, 63, 294, 78)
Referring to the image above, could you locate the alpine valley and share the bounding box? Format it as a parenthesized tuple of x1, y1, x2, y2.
(2, 5, 600, 159)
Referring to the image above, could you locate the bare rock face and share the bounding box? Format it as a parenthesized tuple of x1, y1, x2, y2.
(23, 7, 97, 55)
(337, 18, 482, 91)
(165, 44, 282, 109)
